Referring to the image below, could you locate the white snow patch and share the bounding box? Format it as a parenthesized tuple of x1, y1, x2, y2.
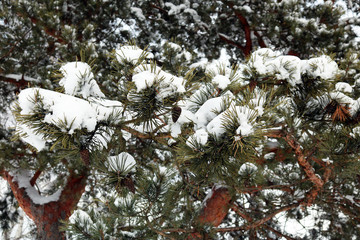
(194, 95, 229, 128)
(186, 128, 209, 147)
(3, 74, 39, 82)
(166, 42, 182, 51)
(59, 62, 105, 98)
(131, 7, 146, 21)
(190, 48, 231, 76)
(264, 152, 275, 160)
(329, 91, 360, 116)
(248, 48, 339, 87)
(132, 65, 186, 100)
(107, 152, 136, 172)
(322, 157, 333, 164)
(276, 206, 331, 238)
(239, 162, 258, 175)
(303, 55, 339, 80)
(15, 88, 122, 151)
(116, 45, 154, 64)
(212, 75, 231, 89)
(16, 124, 47, 151)
(335, 82, 353, 93)
(132, 71, 156, 91)
(11, 170, 62, 205)
(206, 112, 227, 138)
(233, 106, 256, 136)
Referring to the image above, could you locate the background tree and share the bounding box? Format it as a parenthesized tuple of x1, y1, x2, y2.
(1, 0, 360, 239)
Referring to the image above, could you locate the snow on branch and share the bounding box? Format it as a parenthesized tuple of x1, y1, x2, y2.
(248, 48, 339, 87)
(132, 64, 186, 100)
(115, 45, 154, 64)
(10, 169, 62, 205)
(14, 87, 122, 151)
(59, 62, 105, 98)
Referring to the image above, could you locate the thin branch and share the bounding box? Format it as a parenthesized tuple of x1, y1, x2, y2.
(17, 12, 66, 44)
(161, 228, 193, 233)
(263, 225, 296, 240)
(231, 203, 252, 222)
(0, 29, 31, 61)
(253, 30, 267, 48)
(235, 184, 294, 195)
(0, 75, 29, 90)
(149, 3, 168, 14)
(266, 130, 330, 206)
(215, 203, 300, 232)
(153, 230, 176, 240)
(122, 126, 171, 140)
(246, 202, 300, 230)
(218, 33, 244, 50)
(221, 0, 253, 57)
(30, 169, 42, 186)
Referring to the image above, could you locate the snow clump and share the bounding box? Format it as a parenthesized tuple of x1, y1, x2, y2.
(248, 48, 339, 87)
(15, 88, 122, 151)
(60, 62, 105, 98)
(116, 45, 154, 64)
(131, 64, 186, 100)
(107, 152, 136, 172)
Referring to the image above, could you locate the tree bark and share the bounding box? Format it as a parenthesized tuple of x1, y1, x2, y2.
(1, 168, 88, 240)
(189, 186, 232, 239)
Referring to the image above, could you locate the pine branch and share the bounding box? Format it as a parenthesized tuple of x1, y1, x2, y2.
(215, 202, 300, 232)
(231, 203, 252, 222)
(218, 34, 243, 50)
(25, 15, 66, 44)
(231, 201, 300, 239)
(122, 126, 171, 140)
(149, 3, 168, 15)
(0, 28, 31, 61)
(266, 129, 331, 206)
(283, 133, 325, 206)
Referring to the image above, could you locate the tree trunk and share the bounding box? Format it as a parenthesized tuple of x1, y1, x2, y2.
(1, 169, 88, 240)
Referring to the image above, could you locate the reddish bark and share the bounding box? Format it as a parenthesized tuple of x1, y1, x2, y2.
(26, 15, 66, 44)
(233, 11, 252, 57)
(1, 165, 88, 240)
(0, 75, 29, 91)
(267, 130, 332, 206)
(189, 186, 232, 239)
(253, 30, 267, 48)
(287, 50, 299, 57)
(30, 169, 42, 186)
(218, 34, 243, 50)
(198, 186, 232, 226)
(221, 1, 253, 57)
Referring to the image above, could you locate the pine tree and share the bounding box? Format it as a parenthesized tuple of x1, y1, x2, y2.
(1, 1, 360, 239)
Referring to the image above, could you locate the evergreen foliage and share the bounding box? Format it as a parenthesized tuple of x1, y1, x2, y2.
(1, 0, 360, 239)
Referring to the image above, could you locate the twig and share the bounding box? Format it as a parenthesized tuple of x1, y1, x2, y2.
(215, 202, 300, 232)
(263, 225, 296, 240)
(30, 169, 42, 186)
(0, 29, 31, 61)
